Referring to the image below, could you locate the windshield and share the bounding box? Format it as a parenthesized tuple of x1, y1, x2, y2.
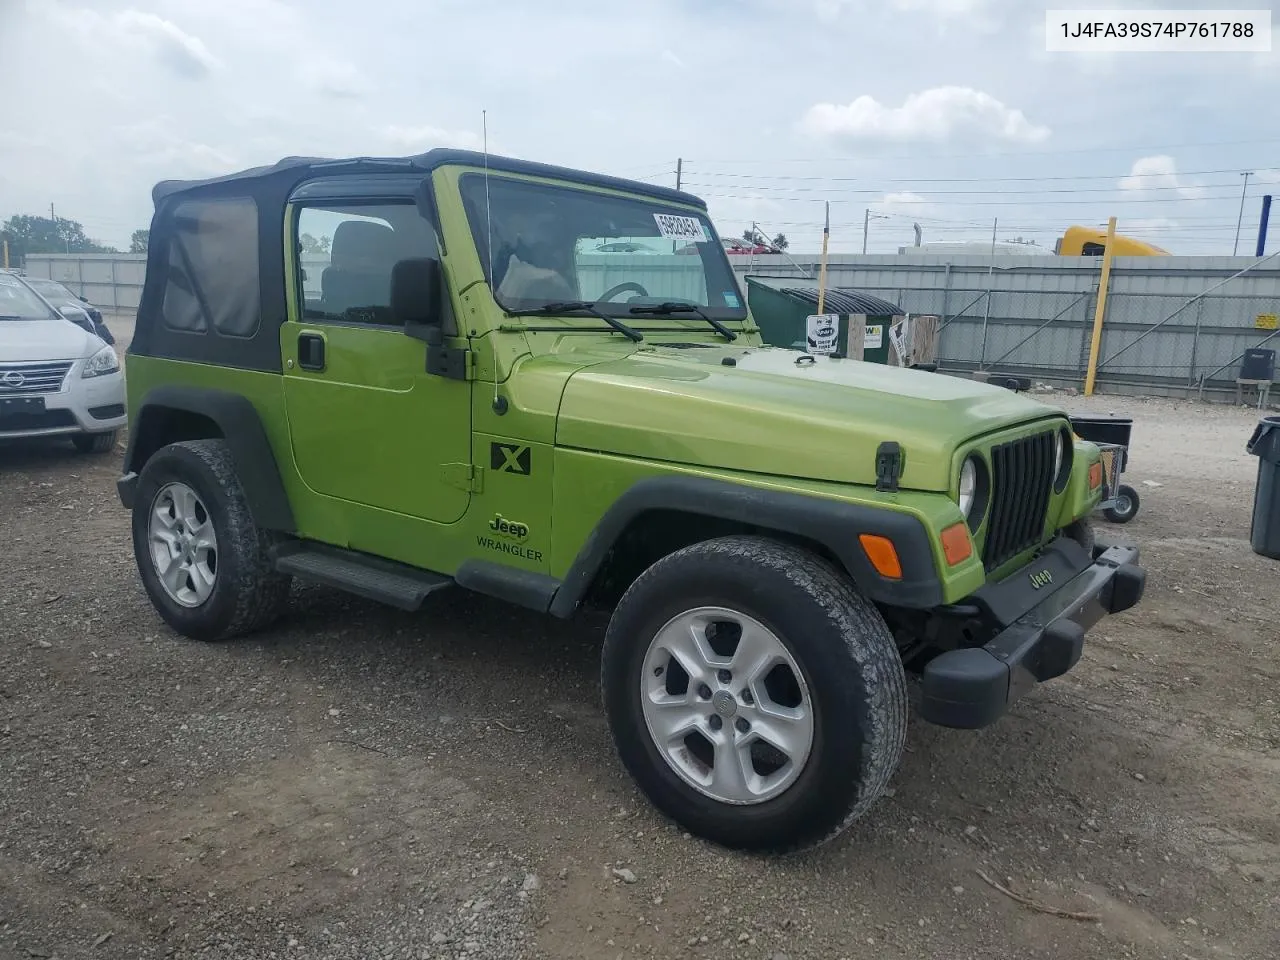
(458, 174, 746, 319)
(0, 274, 59, 321)
(27, 279, 76, 302)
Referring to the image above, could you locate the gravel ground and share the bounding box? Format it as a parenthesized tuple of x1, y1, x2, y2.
(2, 353, 1278, 959)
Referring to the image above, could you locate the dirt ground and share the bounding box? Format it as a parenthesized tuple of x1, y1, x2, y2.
(2, 340, 1277, 959)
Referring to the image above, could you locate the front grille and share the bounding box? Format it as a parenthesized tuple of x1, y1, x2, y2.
(0, 408, 76, 431)
(982, 431, 1056, 571)
(0, 361, 73, 394)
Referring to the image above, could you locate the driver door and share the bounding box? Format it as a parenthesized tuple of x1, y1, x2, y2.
(281, 194, 471, 525)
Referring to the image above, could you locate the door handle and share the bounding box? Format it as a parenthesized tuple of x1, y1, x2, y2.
(298, 332, 326, 371)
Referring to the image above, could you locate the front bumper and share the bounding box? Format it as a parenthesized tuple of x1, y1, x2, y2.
(0, 368, 126, 440)
(919, 537, 1145, 729)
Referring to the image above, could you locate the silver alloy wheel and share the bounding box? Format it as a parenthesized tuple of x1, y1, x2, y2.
(640, 606, 814, 805)
(148, 481, 218, 608)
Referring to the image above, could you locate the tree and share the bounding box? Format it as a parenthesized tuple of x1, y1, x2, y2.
(300, 232, 331, 254)
(741, 227, 786, 251)
(130, 229, 150, 254)
(0, 214, 117, 263)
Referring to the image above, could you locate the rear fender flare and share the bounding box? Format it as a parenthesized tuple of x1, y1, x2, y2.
(120, 385, 295, 534)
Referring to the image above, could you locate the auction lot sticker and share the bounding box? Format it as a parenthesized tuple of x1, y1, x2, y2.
(654, 214, 709, 243)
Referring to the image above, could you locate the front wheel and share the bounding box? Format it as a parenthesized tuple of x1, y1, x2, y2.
(600, 535, 907, 853)
(1104, 484, 1140, 524)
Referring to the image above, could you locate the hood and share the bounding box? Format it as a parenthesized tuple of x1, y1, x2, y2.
(0, 317, 102, 363)
(554, 345, 1062, 491)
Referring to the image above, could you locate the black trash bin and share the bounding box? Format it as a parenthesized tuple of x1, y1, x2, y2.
(1247, 415, 1280, 560)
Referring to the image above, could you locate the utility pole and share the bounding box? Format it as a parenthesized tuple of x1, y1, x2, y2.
(675, 158, 683, 191)
(816, 202, 831, 315)
(863, 208, 870, 255)
(1234, 171, 1252, 255)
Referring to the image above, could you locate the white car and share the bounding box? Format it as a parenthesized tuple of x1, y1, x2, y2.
(0, 271, 126, 453)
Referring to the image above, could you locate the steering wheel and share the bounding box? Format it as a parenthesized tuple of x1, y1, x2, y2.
(598, 281, 649, 302)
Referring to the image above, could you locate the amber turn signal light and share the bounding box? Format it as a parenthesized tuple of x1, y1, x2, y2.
(1089, 461, 1103, 489)
(940, 522, 973, 566)
(859, 534, 903, 580)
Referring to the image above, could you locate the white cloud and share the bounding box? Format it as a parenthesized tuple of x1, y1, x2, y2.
(801, 86, 1050, 144)
(115, 10, 220, 77)
(815, 0, 994, 24)
(298, 61, 373, 100)
(1118, 156, 1206, 200)
(891, 0, 988, 15)
(1255, 169, 1280, 184)
(378, 125, 484, 152)
(881, 191, 928, 209)
(40, 4, 220, 78)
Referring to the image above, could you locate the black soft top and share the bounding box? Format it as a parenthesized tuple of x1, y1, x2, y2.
(152, 149, 706, 210)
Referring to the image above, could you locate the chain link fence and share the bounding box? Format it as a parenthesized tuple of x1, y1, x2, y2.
(737, 253, 1278, 401)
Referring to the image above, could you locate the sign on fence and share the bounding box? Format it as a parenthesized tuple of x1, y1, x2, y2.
(805, 314, 839, 354)
(1257, 313, 1278, 330)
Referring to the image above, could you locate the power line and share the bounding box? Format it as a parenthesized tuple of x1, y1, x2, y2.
(683, 180, 1243, 197)
(697, 190, 1245, 206)
(682, 166, 1265, 184)
(685, 136, 1280, 165)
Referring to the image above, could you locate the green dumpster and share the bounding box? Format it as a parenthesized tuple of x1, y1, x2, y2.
(744, 277, 903, 364)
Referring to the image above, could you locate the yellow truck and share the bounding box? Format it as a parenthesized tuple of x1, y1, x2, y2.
(1055, 225, 1169, 256)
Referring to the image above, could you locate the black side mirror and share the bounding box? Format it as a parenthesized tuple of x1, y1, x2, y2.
(78, 295, 90, 303)
(392, 257, 442, 342)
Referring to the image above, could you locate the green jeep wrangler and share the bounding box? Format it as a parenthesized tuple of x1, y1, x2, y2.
(117, 149, 1146, 852)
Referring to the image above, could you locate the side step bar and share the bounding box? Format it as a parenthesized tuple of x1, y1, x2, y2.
(271, 543, 452, 611)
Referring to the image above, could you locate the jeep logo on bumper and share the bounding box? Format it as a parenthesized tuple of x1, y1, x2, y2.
(1029, 569, 1054, 590)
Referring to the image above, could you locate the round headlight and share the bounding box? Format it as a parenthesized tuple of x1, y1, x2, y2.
(959, 457, 977, 517)
(1053, 426, 1073, 492)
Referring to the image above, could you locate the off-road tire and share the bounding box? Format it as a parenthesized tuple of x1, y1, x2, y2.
(73, 430, 118, 454)
(1062, 516, 1097, 555)
(131, 439, 290, 642)
(600, 535, 908, 853)
(1104, 484, 1140, 524)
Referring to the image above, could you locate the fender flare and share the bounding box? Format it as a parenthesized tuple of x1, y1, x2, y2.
(547, 475, 943, 617)
(118, 385, 295, 534)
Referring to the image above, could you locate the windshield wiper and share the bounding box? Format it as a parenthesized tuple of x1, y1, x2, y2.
(508, 300, 643, 343)
(628, 302, 737, 342)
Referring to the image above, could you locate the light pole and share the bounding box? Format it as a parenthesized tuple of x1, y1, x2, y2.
(862, 209, 889, 254)
(1234, 171, 1252, 256)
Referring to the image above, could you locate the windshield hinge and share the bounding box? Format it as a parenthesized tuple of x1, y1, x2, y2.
(875, 442, 903, 493)
(442, 462, 483, 493)
(427, 344, 475, 381)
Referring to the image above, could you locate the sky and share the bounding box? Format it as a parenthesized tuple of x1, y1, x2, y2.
(1, 0, 1278, 257)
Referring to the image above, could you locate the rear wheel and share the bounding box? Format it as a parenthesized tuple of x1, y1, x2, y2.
(1104, 484, 1140, 524)
(600, 535, 907, 853)
(73, 430, 117, 454)
(131, 439, 290, 641)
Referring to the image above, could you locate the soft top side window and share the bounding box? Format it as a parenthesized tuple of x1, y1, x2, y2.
(296, 202, 440, 327)
(162, 196, 260, 337)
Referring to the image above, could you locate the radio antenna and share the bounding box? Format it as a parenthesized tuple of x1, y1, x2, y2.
(483, 109, 495, 289)
(482, 109, 501, 411)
